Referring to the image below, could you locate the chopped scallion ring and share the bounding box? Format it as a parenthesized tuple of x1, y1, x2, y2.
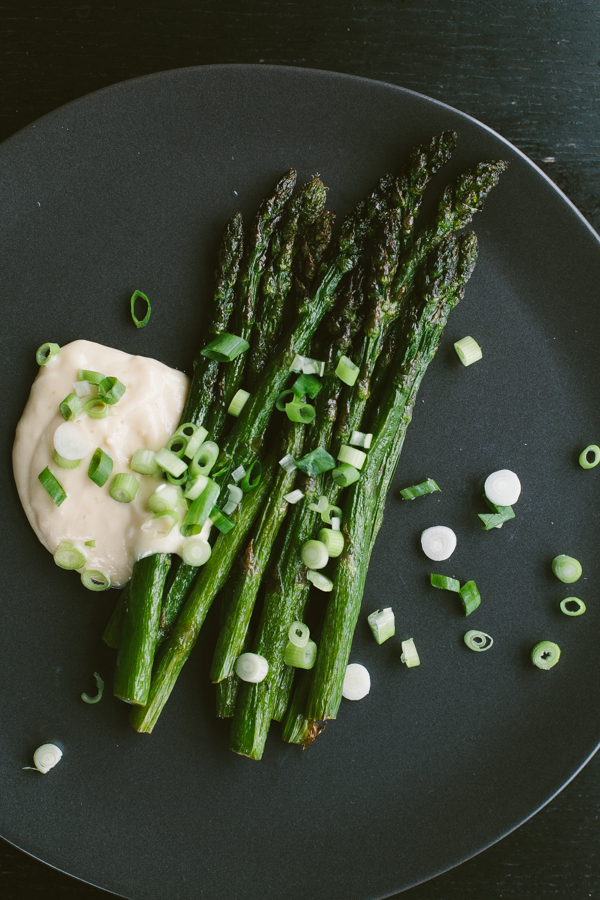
(81, 671, 105, 703)
(32, 743, 63, 774)
(552, 554, 582, 583)
(142, 511, 180, 538)
(200, 333, 250, 362)
(479, 495, 515, 529)
(430, 573, 461, 592)
(295, 447, 336, 475)
(88, 448, 114, 487)
(240, 460, 261, 492)
(109, 473, 139, 503)
(284, 489, 304, 504)
(148, 483, 180, 513)
(400, 478, 440, 500)
(284, 639, 317, 669)
(279, 454, 297, 472)
(81, 570, 112, 591)
(234, 652, 269, 683)
(290, 354, 325, 376)
(301, 540, 329, 569)
(464, 630, 493, 652)
(330, 516, 341, 531)
(156, 447, 188, 478)
(210, 506, 235, 534)
(531, 640, 561, 670)
(318, 528, 344, 558)
(184, 475, 209, 501)
(308, 495, 329, 513)
(84, 397, 110, 419)
(73, 380, 93, 398)
(285, 400, 316, 424)
(78, 369, 104, 384)
(292, 373, 322, 398)
(183, 426, 208, 459)
(401, 638, 420, 667)
(98, 376, 126, 406)
(181, 536, 212, 567)
(332, 463, 360, 487)
(484, 469, 521, 506)
(166, 469, 188, 486)
(454, 335, 482, 366)
(54, 542, 87, 570)
(188, 441, 219, 477)
(367, 607, 395, 644)
(335, 354, 360, 386)
(421, 526, 457, 561)
(306, 570, 333, 592)
(579, 444, 600, 469)
(36, 342, 60, 365)
(342, 663, 370, 700)
(130, 449, 158, 476)
(59, 392, 83, 420)
(181, 480, 220, 535)
(349, 430, 372, 449)
(288, 621, 310, 648)
(322, 504, 342, 525)
(226, 484, 243, 506)
(130, 289, 151, 328)
(459, 580, 481, 616)
(38, 467, 67, 506)
(276, 389, 297, 412)
(231, 465, 246, 483)
(54, 421, 93, 461)
(166, 433, 188, 457)
(53, 450, 80, 469)
(228, 389, 250, 417)
(560, 596, 586, 616)
(337, 444, 366, 470)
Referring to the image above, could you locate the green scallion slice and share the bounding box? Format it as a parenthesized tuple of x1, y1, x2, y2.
(531, 640, 561, 670)
(579, 444, 600, 469)
(276, 389, 297, 412)
(559, 596, 586, 616)
(552, 554, 582, 583)
(349, 430, 372, 449)
(288, 621, 310, 648)
(81, 570, 112, 592)
(167, 470, 188, 486)
(181, 537, 211, 567)
(59, 393, 83, 420)
(292, 373, 322, 399)
(399, 478, 441, 500)
(166, 433, 188, 458)
(38, 467, 67, 506)
(36, 342, 60, 365)
(295, 447, 336, 476)
(228, 389, 250, 417)
(235, 652, 269, 683)
(367, 607, 395, 644)
(322, 504, 343, 525)
(73, 380, 93, 398)
(459, 580, 481, 616)
(181, 480, 220, 536)
(130, 449, 158, 476)
(479, 495, 515, 530)
(54, 542, 86, 570)
(85, 540, 96, 547)
(240, 460, 261, 492)
(454, 335, 482, 366)
(332, 463, 360, 487)
(290, 354, 325, 376)
(285, 400, 315, 424)
(227, 484, 243, 506)
(318, 528, 344, 558)
(142, 511, 179, 538)
(306, 570, 333, 592)
(200, 333, 250, 362)
(337, 445, 366, 470)
(464, 630, 493, 652)
(189, 441, 219, 478)
(284, 639, 318, 669)
(78, 369, 105, 384)
(210, 506, 236, 534)
(401, 638, 420, 667)
(53, 450, 80, 470)
(301, 540, 329, 570)
(130, 290, 151, 328)
(88, 448, 113, 487)
(109, 473, 139, 503)
(430, 573, 461, 592)
(183, 426, 207, 459)
(308, 495, 329, 513)
(98, 376, 126, 405)
(335, 355, 360, 386)
(155, 447, 188, 478)
(231, 465, 246, 483)
(148, 484, 180, 513)
(84, 398, 110, 419)
(184, 474, 209, 500)
(81, 671, 105, 703)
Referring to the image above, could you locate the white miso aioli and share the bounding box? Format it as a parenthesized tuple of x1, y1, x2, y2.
(13, 340, 190, 586)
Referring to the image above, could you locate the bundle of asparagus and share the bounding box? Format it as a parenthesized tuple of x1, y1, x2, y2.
(103, 134, 507, 756)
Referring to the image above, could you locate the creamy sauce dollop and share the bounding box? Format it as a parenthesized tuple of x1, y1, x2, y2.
(13, 340, 190, 586)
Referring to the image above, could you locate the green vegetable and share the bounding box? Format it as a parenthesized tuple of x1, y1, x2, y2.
(430, 573, 460, 592)
(84, 398, 109, 419)
(454, 335, 482, 366)
(81, 671, 105, 703)
(295, 447, 336, 476)
(54, 542, 86, 570)
(130, 290, 151, 328)
(459, 580, 481, 616)
(38, 467, 67, 506)
(88, 448, 113, 487)
(367, 607, 395, 644)
(130, 449, 158, 476)
(59, 392, 83, 420)
(53, 450, 80, 470)
(36, 342, 60, 365)
(399, 478, 440, 500)
(335, 355, 360, 386)
(531, 640, 561, 670)
(464, 630, 493, 651)
(109, 473, 139, 503)
(284, 640, 317, 669)
(81, 570, 112, 591)
(200, 333, 250, 362)
(579, 444, 600, 469)
(559, 597, 586, 616)
(98, 376, 126, 405)
(552, 555, 582, 583)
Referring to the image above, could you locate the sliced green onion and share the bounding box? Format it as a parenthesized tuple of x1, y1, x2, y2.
(232, 465, 246, 483)
(73, 380, 93, 398)
(240, 460, 261, 492)
(84, 398, 110, 419)
(306, 570, 333, 592)
(189, 441, 219, 477)
(130, 449, 158, 476)
(464, 630, 493, 652)
(53, 450, 80, 469)
(292, 373, 322, 399)
(330, 517, 341, 531)
(166, 433, 188, 457)
(579, 444, 600, 469)
(290, 354, 325, 376)
(421, 526, 457, 561)
(318, 528, 344, 558)
(285, 400, 316, 424)
(308, 495, 329, 513)
(227, 484, 243, 506)
(142, 511, 179, 538)
(109, 473, 139, 503)
(430, 573, 461, 592)
(484, 469, 521, 506)
(337, 444, 366, 470)
(181, 537, 212, 567)
(59, 392, 83, 420)
(296, 447, 336, 476)
(332, 463, 360, 487)
(148, 484, 180, 513)
(54, 421, 93, 460)
(284, 639, 317, 669)
(367, 607, 395, 644)
(279, 454, 297, 472)
(222, 499, 238, 516)
(289, 354, 305, 373)
(288, 621, 310, 648)
(234, 652, 269, 683)
(228, 389, 250, 417)
(181, 480, 220, 536)
(88, 448, 113, 487)
(284, 489, 304, 504)
(200, 333, 250, 362)
(81, 671, 105, 703)
(210, 506, 235, 534)
(155, 447, 188, 478)
(560, 596, 586, 616)
(335, 355, 360, 386)
(183, 426, 208, 459)
(38, 467, 67, 506)
(454, 335, 482, 366)
(166, 469, 188, 486)
(342, 663, 370, 699)
(85, 540, 96, 547)
(479, 512, 510, 530)
(459, 580, 481, 616)
(531, 640, 561, 670)
(349, 430, 372, 449)
(81, 570, 112, 592)
(276, 390, 297, 412)
(175, 422, 197, 440)
(54, 542, 86, 570)
(130, 289, 151, 328)
(36, 342, 60, 365)
(301, 540, 329, 569)
(400, 478, 440, 500)
(322, 504, 343, 525)
(98, 376, 126, 406)
(78, 369, 104, 384)
(401, 638, 420, 667)
(552, 554, 582, 583)
(184, 474, 209, 500)
(32, 743, 63, 774)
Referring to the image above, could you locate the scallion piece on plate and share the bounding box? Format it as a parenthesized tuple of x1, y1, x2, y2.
(142, 511, 179, 538)
(98, 376, 126, 406)
(288, 621, 310, 647)
(454, 335, 482, 366)
(181, 480, 220, 535)
(531, 640, 561, 670)
(73, 380, 93, 398)
(318, 528, 344, 558)
(183, 426, 208, 459)
(401, 638, 421, 668)
(78, 369, 104, 384)
(130, 290, 151, 328)
(240, 460, 261, 492)
(279, 454, 297, 472)
(228, 389, 250, 417)
(560, 596, 586, 616)
(349, 430, 372, 449)
(109, 473, 139, 503)
(188, 441, 219, 477)
(181, 536, 212, 567)
(130, 449, 158, 476)
(484, 469, 521, 506)
(330, 516, 341, 531)
(367, 607, 395, 644)
(421, 526, 457, 561)
(231, 465, 246, 483)
(552, 554, 582, 583)
(301, 540, 329, 569)
(284, 639, 317, 669)
(155, 447, 188, 478)
(81, 671, 105, 703)
(54, 421, 93, 461)
(59, 392, 83, 420)
(332, 463, 360, 487)
(459, 580, 481, 616)
(167, 470, 189, 486)
(337, 444, 366, 470)
(276, 389, 297, 411)
(226, 484, 243, 506)
(200, 332, 250, 362)
(285, 400, 316, 423)
(54, 542, 87, 570)
(464, 630, 493, 652)
(322, 504, 342, 525)
(292, 373, 322, 398)
(38, 467, 67, 506)
(399, 478, 440, 500)
(84, 398, 110, 419)
(53, 450, 80, 469)
(342, 663, 370, 700)
(480, 496, 515, 529)
(306, 570, 333, 592)
(148, 483, 180, 513)
(31, 743, 63, 774)
(88, 448, 113, 487)
(430, 573, 461, 592)
(166, 433, 189, 457)
(579, 444, 600, 469)
(290, 354, 325, 376)
(210, 506, 235, 534)
(284, 489, 304, 504)
(308, 495, 329, 513)
(335, 355, 360, 386)
(234, 652, 269, 683)
(295, 447, 336, 476)
(184, 474, 209, 500)
(36, 342, 60, 365)
(81, 570, 112, 592)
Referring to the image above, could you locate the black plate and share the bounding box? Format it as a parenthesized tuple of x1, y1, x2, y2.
(1, 65, 599, 900)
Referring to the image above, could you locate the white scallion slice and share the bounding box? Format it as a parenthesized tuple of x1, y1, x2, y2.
(349, 430, 372, 448)
(337, 444, 366, 470)
(184, 474, 209, 501)
(222, 500, 238, 515)
(484, 469, 521, 506)
(342, 663, 370, 700)
(335, 355, 359, 386)
(184, 426, 208, 460)
(301, 540, 329, 569)
(53, 421, 93, 461)
(284, 489, 304, 504)
(279, 454, 297, 472)
(31, 743, 63, 774)
(54, 542, 87, 570)
(367, 608, 395, 644)
(318, 528, 344, 558)
(401, 638, 420, 667)
(231, 465, 246, 483)
(227, 484, 244, 506)
(560, 596, 586, 616)
(81, 671, 105, 703)
(531, 640, 561, 670)
(306, 570, 333, 592)
(284, 639, 317, 669)
(235, 652, 269, 683)
(288, 621, 310, 647)
(421, 526, 457, 561)
(73, 380, 94, 398)
(148, 483, 180, 513)
(454, 335, 482, 366)
(130, 449, 158, 476)
(464, 630, 493, 652)
(552, 554, 582, 583)
(228, 389, 250, 417)
(330, 516, 341, 531)
(181, 537, 211, 567)
(155, 447, 188, 478)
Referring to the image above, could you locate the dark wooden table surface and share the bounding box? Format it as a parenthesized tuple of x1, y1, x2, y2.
(2, 2, 599, 897)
